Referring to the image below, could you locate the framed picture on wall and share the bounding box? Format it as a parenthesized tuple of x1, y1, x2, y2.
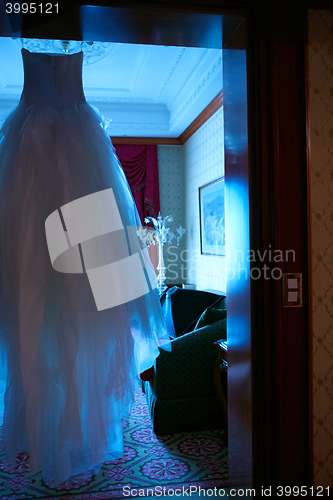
(199, 177, 225, 256)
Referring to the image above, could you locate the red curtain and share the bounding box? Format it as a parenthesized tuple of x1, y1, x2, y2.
(114, 144, 161, 224)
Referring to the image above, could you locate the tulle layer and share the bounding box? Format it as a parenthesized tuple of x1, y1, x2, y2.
(0, 99, 170, 485)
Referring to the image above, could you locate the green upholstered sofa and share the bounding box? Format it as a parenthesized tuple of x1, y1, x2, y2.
(141, 290, 226, 436)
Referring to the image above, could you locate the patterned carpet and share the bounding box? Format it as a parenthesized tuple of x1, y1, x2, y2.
(0, 388, 228, 499)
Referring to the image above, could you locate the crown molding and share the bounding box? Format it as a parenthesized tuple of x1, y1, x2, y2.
(155, 47, 187, 101)
(112, 137, 181, 145)
(87, 97, 155, 103)
(169, 52, 222, 130)
(0, 91, 223, 145)
(0, 94, 20, 100)
(179, 90, 223, 144)
(111, 90, 223, 145)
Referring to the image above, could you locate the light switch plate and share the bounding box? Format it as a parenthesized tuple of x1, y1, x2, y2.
(287, 278, 298, 289)
(283, 273, 302, 308)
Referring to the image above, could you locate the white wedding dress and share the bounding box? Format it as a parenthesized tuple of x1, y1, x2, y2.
(0, 48, 169, 486)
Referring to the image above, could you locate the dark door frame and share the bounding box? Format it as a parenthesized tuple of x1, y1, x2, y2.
(0, 0, 313, 489)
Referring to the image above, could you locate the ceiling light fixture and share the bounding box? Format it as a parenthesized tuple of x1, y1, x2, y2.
(12, 38, 116, 65)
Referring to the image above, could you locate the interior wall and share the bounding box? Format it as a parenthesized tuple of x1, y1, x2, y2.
(308, 8, 333, 488)
(157, 145, 185, 284)
(183, 106, 226, 292)
(157, 107, 225, 291)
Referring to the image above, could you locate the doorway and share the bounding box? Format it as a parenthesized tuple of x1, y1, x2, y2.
(0, 2, 251, 487)
(0, 0, 313, 490)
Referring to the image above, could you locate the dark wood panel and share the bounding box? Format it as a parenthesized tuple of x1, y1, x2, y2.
(3, 3, 223, 48)
(306, 0, 333, 7)
(246, 1, 312, 488)
(3, 2, 83, 40)
(80, 6, 223, 48)
(223, 19, 252, 487)
(246, 3, 278, 488)
(111, 137, 181, 145)
(270, 2, 311, 486)
(305, 11, 314, 486)
(1, 0, 245, 51)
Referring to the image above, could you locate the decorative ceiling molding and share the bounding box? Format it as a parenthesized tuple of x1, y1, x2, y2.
(93, 102, 167, 112)
(169, 53, 222, 130)
(0, 71, 6, 88)
(85, 87, 132, 93)
(155, 48, 186, 102)
(128, 45, 149, 92)
(112, 137, 181, 145)
(107, 124, 169, 132)
(86, 97, 155, 103)
(168, 49, 208, 110)
(0, 99, 19, 117)
(0, 39, 223, 137)
(0, 92, 222, 141)
(0, 95, 157, 104)
(0, 95, 20, 101)
(2, 85, 22, 89)
(111, 91, 223, 146)
(179, 90, 223, 145)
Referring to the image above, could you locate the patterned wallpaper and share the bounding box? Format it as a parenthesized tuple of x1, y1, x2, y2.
(158, 108, 225, 292)
(308, 8, 333, 488)
(157, 145, 185, 284)
(183, 107, 225, 292)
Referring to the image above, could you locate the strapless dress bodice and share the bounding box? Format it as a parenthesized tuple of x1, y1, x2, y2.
(20, 48, 85, 108)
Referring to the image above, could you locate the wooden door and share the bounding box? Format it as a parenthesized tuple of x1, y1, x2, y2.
(223, 19, 252, 486)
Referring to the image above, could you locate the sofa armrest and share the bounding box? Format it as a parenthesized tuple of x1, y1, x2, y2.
(152, 318, 227, 400)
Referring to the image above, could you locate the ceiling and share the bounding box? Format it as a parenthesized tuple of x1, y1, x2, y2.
(0, 37, 223, 138)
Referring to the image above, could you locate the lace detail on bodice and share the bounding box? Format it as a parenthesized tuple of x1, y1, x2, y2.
(20, 48, 85, 108)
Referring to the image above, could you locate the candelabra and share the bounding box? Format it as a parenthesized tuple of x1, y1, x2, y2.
(137, 213, 186, 294)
